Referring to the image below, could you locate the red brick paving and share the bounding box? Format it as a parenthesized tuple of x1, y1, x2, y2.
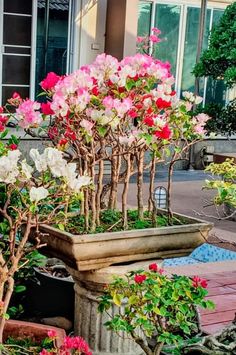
(199, 271, 236, 334)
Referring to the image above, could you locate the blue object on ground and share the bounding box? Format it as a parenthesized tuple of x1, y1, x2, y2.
(163, 243, 236, 267)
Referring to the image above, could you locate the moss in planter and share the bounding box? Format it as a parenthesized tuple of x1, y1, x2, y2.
(55, 209, 187, 235)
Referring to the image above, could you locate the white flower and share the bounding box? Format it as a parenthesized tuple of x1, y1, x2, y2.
(68, 175, 92, 193)
(0, 150, 21, 184)
(30, 149, 47, 172)
(29, 186, 49, 203)
(21, 160, 33, 179)
(44, 147, 67, 177)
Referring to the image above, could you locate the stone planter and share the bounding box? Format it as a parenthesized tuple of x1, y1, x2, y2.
(3, 319, 66, 347)
(36, 211, 213, 271)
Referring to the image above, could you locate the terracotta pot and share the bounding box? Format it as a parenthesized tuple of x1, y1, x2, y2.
(3, 319, 66, 347)
(34, 210, 213, 271)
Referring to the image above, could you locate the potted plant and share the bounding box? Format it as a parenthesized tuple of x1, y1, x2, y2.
(0, 119, 91, 349)
(4, 34, 213, 271)
(98, 263, 215, 355)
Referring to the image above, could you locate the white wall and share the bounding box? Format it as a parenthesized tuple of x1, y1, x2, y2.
(73, 0, 107, 68)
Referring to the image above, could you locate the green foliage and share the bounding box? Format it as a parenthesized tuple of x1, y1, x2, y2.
(98, 267, 213, 354)
(193, 100, 236, 136)
(62, 209, 186, 234)
(205, 159, 236, 208)
(194, 2, 236, 87)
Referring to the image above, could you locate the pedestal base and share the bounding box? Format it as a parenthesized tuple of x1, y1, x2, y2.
(67, 262, 155, 355)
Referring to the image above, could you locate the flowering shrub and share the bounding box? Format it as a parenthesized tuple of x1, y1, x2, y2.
(0, 144, 91, 342)
(98, 264, 214, 355)
(39, 330, 92, 355)
(4, 48, 210, 233)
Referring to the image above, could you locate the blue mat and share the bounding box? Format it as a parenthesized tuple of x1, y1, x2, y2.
(163, 243, 236, 267)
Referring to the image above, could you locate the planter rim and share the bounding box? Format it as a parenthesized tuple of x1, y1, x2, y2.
(39, 211, 213, 244)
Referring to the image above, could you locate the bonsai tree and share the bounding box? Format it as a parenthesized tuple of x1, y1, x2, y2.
(5, 52, 210, 233)
(98, 263, 214, 355)
(193, 2, 236, 135)
(0, 129, 91, 344)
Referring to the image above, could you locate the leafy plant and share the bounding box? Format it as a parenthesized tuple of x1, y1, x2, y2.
(193, 2, 236, 87)
(204, 159, 236, 210)
(98, 264, 214, 355)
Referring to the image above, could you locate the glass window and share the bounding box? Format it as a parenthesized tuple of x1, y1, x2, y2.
(35, 0, 70, 97)
(2, 55, 30, 85)
(4, 0, 32, 15)
(181, 7, 211, 94)
(3, 15, 32, 46)
(154, 4, 181, 76)
(137, 2, 152, 36)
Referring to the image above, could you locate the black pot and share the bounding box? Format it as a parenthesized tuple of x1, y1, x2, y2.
(23, 265, 75, 321)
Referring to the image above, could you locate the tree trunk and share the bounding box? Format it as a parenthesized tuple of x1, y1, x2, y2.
(137, 149, 144, 220)
(122, 153, 131, 229)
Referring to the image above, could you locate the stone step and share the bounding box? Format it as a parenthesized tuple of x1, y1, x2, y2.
(213, 153, 236, 164)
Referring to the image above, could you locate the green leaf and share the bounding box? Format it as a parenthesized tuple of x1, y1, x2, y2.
(128, 295, 138, 305)
(58, 223, 65, 231)
(113, 293, 122, 307)
(14, 285, 26, 293)
(98, 126, 107, 137)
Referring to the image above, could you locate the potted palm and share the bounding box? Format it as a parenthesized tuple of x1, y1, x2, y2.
(4, 35, 212, 271)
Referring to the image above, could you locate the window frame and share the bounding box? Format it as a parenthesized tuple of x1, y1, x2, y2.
(139, 0, 229, 105)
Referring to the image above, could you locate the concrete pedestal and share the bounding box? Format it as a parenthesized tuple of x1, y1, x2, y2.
(67, 261, 161, 355)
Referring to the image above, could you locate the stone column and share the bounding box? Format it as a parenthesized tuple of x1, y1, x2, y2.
(67, 261, 158, 355)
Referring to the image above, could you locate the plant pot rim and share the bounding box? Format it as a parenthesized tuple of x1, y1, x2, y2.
(39, 210, 213, 244)
(3, 319, 66, 348)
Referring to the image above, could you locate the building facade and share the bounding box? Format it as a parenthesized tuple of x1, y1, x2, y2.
(0, 0, 233, 106)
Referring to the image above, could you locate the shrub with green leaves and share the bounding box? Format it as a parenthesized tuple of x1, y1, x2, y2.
(193, 2, 236, 87)
(205, 159, 236, 209)
(98, 264, 214, 355)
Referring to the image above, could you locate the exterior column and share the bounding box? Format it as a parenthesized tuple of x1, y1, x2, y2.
(105, 0, 139, 60)
(67, 262, 156, 355)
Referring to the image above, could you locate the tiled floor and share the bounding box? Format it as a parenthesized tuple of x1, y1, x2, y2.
(199, 271, 236, 334)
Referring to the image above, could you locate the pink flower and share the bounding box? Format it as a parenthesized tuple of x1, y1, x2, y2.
(149, 35, 161, 43)
(134, 274, 146, 284)
(63, 336, 92, 354)
(47, 329, 57, 338)
(152, 27, 161, 35)
(0, 115, 8, 125)
(0, 107, 3, 113)
(41, 102, 54, 115)
(40, 72, 60, 90)
(12, 92, 22, 100)
(154, 124, 172, 140)
(80, 119, 94, 135)
(137, 36, 145, 43)
(102, 96, 114, 109)
(192, 276, 208, 289)
(16, 99, 42, 128)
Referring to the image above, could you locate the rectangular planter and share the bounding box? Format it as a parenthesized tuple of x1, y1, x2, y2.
(36, 211, 213, 271)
